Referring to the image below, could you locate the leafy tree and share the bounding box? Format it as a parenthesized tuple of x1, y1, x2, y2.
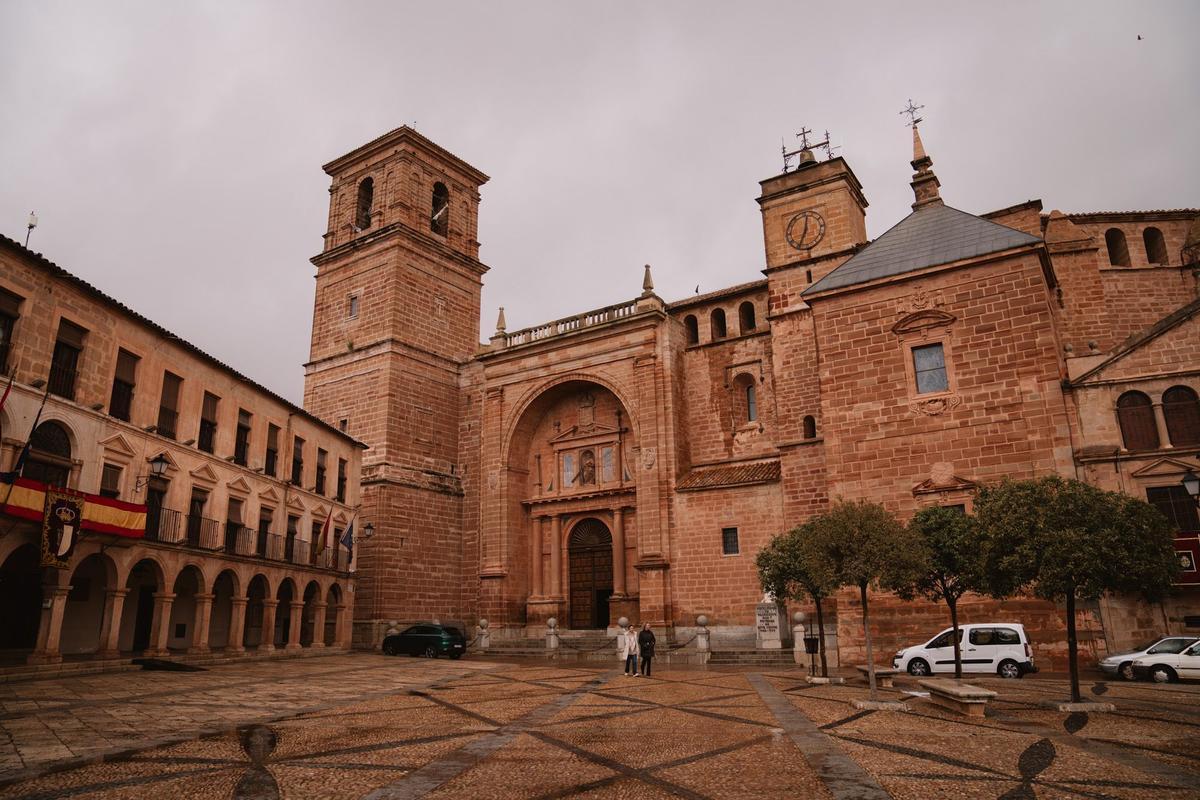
(756, 523, 837, 677)
(811, 500, 927, 700)
(974, 476, 1180, 702)
(892, 506, 983, 679)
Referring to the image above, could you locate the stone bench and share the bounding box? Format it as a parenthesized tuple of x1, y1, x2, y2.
(918, 678, 997, 717)
(855, 665, 899, 688)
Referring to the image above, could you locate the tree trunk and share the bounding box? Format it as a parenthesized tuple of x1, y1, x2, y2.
(815, 594, 829, 678)
(1066, 589, 1081, 703)
(949, 597, 962, 680)
(860, 582, 877, 701)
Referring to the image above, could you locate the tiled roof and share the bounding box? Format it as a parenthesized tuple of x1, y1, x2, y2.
(1063, 208, 1198, 220)
(802, 203, 1041, 296)
(676, 460, 781, 491)
(0, 235, 364, 448)
(667, 279, 767, 311)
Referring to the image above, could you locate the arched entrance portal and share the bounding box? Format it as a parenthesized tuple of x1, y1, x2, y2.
(0, 543, 42, 654)
(568, 518, 613, 629)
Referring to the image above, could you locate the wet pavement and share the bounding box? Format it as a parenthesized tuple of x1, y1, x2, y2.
(0, 652, 1196, 798)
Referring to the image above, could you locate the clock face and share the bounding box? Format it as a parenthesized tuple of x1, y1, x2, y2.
(785, 210, 826, 251)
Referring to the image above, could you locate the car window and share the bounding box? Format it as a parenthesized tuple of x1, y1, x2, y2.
(1185, 644, 1200, 657)
(927, 630, 961, 648)
(992, 628, 1021, 645)
(1147, 638, 1194, 655)
(969, 628, 996, 646)
(401, 625, 424, 636)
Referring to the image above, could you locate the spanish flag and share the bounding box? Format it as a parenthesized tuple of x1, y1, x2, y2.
(1, 477, 147, 540)
(312, 507, 332, 558)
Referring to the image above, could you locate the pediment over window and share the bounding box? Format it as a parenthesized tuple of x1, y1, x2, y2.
(258, 486, 280, 504)
(189, 463, 220, 486)
(912, 463, 976, 496)
(550, 423, 620, 445)
(892, 309, 957, 336)
(286, 493, 307, 512)
(1130, 456, 1200, 479)
(226, 476, 252, 496)
(98, 433, 137, 458)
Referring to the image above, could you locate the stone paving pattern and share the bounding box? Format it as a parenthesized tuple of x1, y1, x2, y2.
(0, 653, 1197, 798)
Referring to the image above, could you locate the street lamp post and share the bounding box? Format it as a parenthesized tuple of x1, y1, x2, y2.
(1182, 470, 1199, 505)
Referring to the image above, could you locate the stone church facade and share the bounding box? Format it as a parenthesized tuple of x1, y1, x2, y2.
(303, 124, 1200, 667)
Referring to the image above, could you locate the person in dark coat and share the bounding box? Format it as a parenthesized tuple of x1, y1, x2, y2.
(638, 623, 656, 677)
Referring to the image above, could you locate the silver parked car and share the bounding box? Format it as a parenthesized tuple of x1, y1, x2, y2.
(1097, 636, 1198, 681)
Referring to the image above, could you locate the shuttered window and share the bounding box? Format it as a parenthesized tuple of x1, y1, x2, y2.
(1116, 391, 1159, 451)
(1163, 386, 1200, 446)
(109, 349, 139, 422)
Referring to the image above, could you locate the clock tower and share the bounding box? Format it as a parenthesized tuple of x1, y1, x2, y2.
(757, 149, 869, 280)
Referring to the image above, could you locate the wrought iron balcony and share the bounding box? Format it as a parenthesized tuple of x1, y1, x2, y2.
(144, 509, 348, 571)
(48, 363, 78, 400)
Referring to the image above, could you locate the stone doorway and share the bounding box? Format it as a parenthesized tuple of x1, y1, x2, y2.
(568, 518, 613, 629)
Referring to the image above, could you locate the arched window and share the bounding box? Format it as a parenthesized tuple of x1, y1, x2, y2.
(1116, 391, 1158, 450)
(22, 421, 72, 487)
(739, 301, 756, 334)
(1143, 227, 1168, 265)
(1105, 228, 1130, 267)
(355, 178, 374, 230)
(684, 315, 699, 345)
(1163, 385, 1200, 446)
(802, 415, 816, 439)
(710, 308, 727, 340)
(431, 182, 450, 236)
(733, 374, 757, 424)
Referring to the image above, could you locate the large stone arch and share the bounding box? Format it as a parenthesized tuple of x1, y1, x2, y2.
(119, 556, 168, 653)
(500, 372, 641, 465)
(60, 551, 119, 655)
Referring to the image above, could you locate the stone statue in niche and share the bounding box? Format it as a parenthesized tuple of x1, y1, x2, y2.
(576, 449, 596, 485)
(578, 392, 595, 427)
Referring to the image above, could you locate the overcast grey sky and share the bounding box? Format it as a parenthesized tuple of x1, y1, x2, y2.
(2, 1, 1197, 402)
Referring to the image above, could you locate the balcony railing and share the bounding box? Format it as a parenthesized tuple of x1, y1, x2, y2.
(144, 508, 349, 570)
(502, 298, 639, 348)
(157, 407, 178, 440)
(48, 362, 78, 400)
(109, 380, 134, 422)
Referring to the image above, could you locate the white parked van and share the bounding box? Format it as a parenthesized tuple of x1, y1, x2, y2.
(893, 623, 1037, 679)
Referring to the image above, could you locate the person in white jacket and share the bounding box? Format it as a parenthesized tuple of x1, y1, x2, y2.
(620, 626, 640, 676)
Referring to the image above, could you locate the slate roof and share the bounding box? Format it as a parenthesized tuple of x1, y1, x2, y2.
(676, 460, 781, 492)
(802, 203, 1041, 296)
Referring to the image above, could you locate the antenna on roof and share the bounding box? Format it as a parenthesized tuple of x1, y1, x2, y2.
(24, 211, 37, 248)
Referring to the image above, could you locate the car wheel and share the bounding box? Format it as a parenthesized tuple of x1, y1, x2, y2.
(1118, 662, 1135, 681)
(1150, 665, 1176, 684)
(424, 645, 438, 659)
(997, 659, 1022, 679)
(382, 641, 398, 656)
(907, 659, 930, 677)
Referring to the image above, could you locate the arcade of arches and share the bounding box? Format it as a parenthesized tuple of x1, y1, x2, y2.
(0, 532, 349, 665)
(504, 381, 642, 631)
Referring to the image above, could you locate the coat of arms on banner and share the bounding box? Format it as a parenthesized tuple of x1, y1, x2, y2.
(41, 488, 84, 569)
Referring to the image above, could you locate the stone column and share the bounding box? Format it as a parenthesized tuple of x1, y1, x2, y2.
(611, 507, 627, 597)
(310, 602, 327, 648)
(147, 592, 176, 657)
(191, 593, 214, 654)
(286, 600, 303, 651)
(333, 603, 350, 648)
(530, 516, 544, 598)
(27, 585, 70, 665)
(227, 597, 247, 653)
(550, 515, 562, 598)
(260, 599, 278, 652)
(1153, 402, 1173, 448)
(97, 588, 129, 658)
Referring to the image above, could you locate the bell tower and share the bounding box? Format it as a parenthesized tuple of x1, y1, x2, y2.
(303, 127, 489, 642)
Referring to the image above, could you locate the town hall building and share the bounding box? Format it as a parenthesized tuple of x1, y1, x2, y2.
(302, 122, 1200, 667)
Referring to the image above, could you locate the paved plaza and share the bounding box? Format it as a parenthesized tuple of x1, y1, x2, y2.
(0, 653, 1197, 799)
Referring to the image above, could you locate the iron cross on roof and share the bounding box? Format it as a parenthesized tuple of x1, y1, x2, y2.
(795, 127, 814, 149)
(901, 99, 925, 127)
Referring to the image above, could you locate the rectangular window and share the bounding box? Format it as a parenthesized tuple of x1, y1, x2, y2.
(285, 515, 299, 561)
(338, 418, 348, 433)
(109, 349, 139, 422)
(347, 294, 359, 318)
(198, 392, 219, 453)
(187, 488, 208, 546)
(721, 527, 740, 555)
(49, 319, 87, 400)
(234, 409, 251, 466)
(562, 453, 576, 488)
(99, 464, 122, 499)
(1146, 486, 1200, 533)
(315, 448, 328, 495)
(912, 343, 949, 394)
(0, 287, 24, 374)
(601, 447, 615, 483)
(291, 436, 304, 485)
(157, 371, 182, 439)
(265, 423, 280, 477)
(746, 384, 758, 422)
(256, 508, 273, 557)
(336, 458, 347, 502)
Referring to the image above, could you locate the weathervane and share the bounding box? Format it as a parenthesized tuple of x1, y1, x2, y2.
(900, 99, 925, 127)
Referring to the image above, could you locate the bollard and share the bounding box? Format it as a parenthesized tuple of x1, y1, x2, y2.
(478, 618, 490, 651)
(792, 612, 806, 666)
(616, 616, 629, 662)
(696, 614, 710, 653)
(546, 617, 560, 651)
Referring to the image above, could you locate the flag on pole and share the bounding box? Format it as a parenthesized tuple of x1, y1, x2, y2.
(1, 384, 50, 485)
(314, 508, 332, 557)
(340, 520, 354, 553)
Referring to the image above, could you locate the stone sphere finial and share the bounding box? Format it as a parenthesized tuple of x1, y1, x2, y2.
(793, 611, 806, 624)
(696, 614, 709, 627)
(547, 617, 558, 629)
(478, 618, 489, 630)
(617, 616, 629, 629)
